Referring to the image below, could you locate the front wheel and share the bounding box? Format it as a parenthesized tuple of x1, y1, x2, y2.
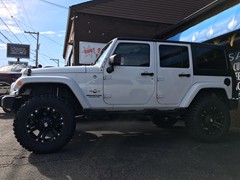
(186, 96, 230, 142)
(13, 95, 76, 154)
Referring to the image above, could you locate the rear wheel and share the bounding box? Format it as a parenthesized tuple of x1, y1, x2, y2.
(186, 96, 230, 142)
(13, 95, 76, 154)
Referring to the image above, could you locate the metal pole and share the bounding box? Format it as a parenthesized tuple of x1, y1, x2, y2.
(36, 32, 39, 67)
(50, 59, 59, 67)
(24, 31, 39, 67)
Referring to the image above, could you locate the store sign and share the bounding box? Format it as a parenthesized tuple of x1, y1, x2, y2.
(79, 41, 106, 64)
(7, 43, 30, 59)
(229, 50, 240, 91)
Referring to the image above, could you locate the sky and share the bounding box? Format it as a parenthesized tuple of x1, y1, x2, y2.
(0, 0, 90, 67)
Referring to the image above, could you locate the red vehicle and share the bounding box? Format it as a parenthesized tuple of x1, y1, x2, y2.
(0, 64, 27, 95)
(0, 64, 27, 112)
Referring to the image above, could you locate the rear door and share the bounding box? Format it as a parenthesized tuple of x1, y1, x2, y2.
(157, 43, 193, 105)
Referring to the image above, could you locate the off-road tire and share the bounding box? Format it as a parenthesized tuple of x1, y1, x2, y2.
(186, 96, 230, 142)
(13, 95, 76, 154)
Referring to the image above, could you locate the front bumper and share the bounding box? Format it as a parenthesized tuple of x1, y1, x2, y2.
(1, 95, 16, 110)
(0, 95, 3, 107)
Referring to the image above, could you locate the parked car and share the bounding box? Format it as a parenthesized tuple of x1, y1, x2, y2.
(1, 38, 238, 153)
(0, 64, 27, 112)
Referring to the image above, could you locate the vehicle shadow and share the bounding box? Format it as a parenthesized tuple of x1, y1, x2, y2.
(27, 119, 240, 179)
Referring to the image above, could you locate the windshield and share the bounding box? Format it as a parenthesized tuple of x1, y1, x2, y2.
(94, 41, 113, 65)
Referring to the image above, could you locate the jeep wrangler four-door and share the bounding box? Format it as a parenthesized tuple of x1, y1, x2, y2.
(1, 38, 238, 154)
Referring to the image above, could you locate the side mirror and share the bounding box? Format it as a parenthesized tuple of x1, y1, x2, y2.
(107, 54, 121, 73)
(109, 54, 121, 66)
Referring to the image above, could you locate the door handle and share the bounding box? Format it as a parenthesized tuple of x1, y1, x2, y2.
(178, 73, 191, 77)
(141, 72, 154, 76)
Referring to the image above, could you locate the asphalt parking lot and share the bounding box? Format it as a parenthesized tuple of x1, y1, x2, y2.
(1, 109, 240, 180)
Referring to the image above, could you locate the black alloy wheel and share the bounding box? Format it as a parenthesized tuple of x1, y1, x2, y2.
(200, 105, 225, 136)
(186, 96, 230, 142)
(14, 95, 76, 154)
(26, 106, 64, 143)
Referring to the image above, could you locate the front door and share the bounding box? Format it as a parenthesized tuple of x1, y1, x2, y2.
(103, 41, 155, 105)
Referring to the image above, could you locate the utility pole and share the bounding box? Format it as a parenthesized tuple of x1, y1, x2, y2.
(50, 59, 59, 67)
(24, 31, 39, 67)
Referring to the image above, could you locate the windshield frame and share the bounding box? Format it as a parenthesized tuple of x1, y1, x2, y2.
(93, 40, 113, 66)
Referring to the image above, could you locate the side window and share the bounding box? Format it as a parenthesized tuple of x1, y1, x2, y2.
(113, 43, 150, 67)
(195, 47, 227, 70)
(159, 45, 189, 68)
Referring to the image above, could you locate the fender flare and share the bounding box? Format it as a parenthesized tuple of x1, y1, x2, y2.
(180, 82, 230, 108)
(15, 76, 90, 109)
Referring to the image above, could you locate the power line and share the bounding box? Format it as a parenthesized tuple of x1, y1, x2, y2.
(38, 51, 53, 59)
(0, 18, 18, 42)
(19, 0, 33, 29)
(1, 0, 31, 44)
(24, 31, 39, 66)
(15, 19, 63, 47)
(39, 0, 68, 9)
(0, 17, 22, 43)
(38, 56, 48, 66)
(30, 50, 46, 66)
(50, 58, 59, 67)
(41, 34, 63, 47)
(0, 31, 12, 43)
(30, 33, 37, 40)
(0, 38, 6, 44)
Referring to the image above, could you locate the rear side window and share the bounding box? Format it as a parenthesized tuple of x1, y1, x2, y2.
(113, 43, 150, 67)
(195, 47, 227, 70)
(159, 45, 189, 68)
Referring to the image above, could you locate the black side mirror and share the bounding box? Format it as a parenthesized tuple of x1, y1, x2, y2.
(107, 54, 121, 73)
(109, 54, 121, 66)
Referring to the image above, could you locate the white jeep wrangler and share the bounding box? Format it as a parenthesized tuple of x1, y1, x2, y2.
(1, 38, 238, 153)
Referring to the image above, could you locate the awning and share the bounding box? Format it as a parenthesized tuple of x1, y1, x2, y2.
(169, 4, 240, 43)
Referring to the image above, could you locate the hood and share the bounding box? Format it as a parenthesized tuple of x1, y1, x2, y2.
(31, 66, 87, 75)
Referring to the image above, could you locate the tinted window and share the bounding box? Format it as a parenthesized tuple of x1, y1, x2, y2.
(195, 47, 227, 70)
(159, 45, 189, 68)
(113, 43, 150, 67)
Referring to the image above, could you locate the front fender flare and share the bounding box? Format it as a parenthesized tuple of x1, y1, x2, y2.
(15, 76, 90, 109)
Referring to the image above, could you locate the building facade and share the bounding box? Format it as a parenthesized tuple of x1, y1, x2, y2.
(63, 0, 216, 66)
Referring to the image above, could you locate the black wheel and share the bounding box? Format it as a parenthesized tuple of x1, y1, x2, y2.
(13, 95, 76, 154)
(152, 114, 178, 128)
(186, 96, 230, 142)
